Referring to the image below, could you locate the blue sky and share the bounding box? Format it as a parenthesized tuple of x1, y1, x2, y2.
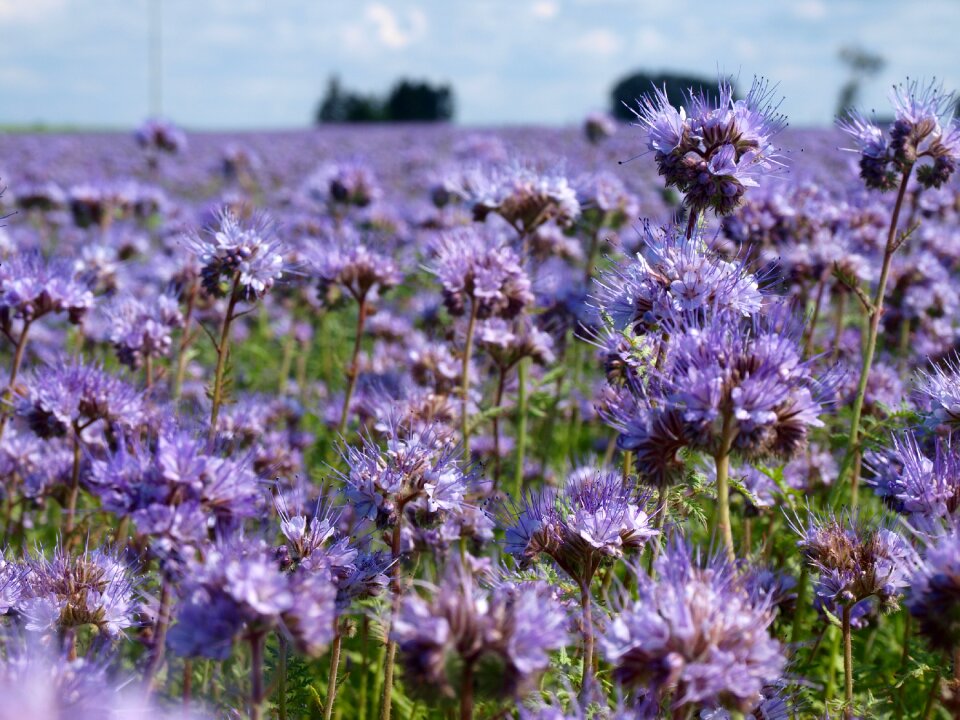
(1, 0, 958, 128)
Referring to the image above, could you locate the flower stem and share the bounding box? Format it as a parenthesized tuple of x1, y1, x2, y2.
(842, 605, 854, 720)
(460, 297, 479, 460)
(0, 319, 32, 442)
(173, 281, 198, 400)
(64, 424, 83, 539)
(492, 365, 507, 490)
(459, 660, 475, 720)
(579, 580, 595, 696)
(277, 634, 288, 720)
(249, 631, 265, 720)
(714, 448, 735, 563)
(513, 357, 529, 498)
(144, 581, 173, 694)
(840, 168, 913, 503)
(209, 275, 242, 441)
(921, 667, 941, 720)
(323, 630, 343, 720)
(338, 294, 369, 436)
(380, 517, 404, 720)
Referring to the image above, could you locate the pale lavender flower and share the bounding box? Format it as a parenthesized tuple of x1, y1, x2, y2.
(866, 433, 960, 519)
(0, 251, 93, 326)
(908, 523, 960, 653)
(429, 226, 533, 319)
(631, 78, 787, 216)
(185, 208, 285, 300)
(600, 540, 786, 714)
(392, 559, 568, 699)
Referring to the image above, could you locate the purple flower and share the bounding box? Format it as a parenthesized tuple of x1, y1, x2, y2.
(135, 117, 187, 154)
(592, 224, 763, 335)
(15, 358, 145, 438)
(303, 160, 382, 208)
(839, 79, 960, 190)
(0, 251, 93, 325)
(915, 352, 960, 433)
(600, 539, 786, 714)
(866, 433, 960, 519)
(631, 78, 787, 216)
(792, 509, 916, 611)
(502, 468, 657, 587)
(392, 559, 568, 699)
(908, 523, 960, 653)
(185, 208, 285, 301)
(306, 224, 402, 302)
(429, 226, 534, 319)
(103, 292, 184, 370)
(17, 543, 140, 638)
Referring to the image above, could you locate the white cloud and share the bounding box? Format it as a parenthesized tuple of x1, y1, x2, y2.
(793, 0, 827, 21)
(0, 0, 65, 24)
(365, 4, 427, 49)
(574, 28, 622, 57)
(531, 0, 559, 20)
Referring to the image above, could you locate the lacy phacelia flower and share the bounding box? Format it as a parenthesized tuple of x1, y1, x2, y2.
(307, 226, 402, 303)
(631, 78, 787, 216)
(17, 544, 140, 638)
(0, 251, 94, 326)
(104, 293, 184, 370)
(338, 422, 480, 529)
(15, 359, 145, 438)
(392, 560, 567, 699)
(185, 209, 285, 300)
(476, 316, 556, 369)
(908, 524, 960, 654)
(454, 164, 580, 233)
(793, 509, 915, 612)
(87, 425, 262, 560)
(867, 433, 960, 520)
(304, 160, 382, 208)
(583, 111, 618, 144)
(915, 353, 960, 433)
(600, 540, 786, 714)
(592, 224, 762, 335)
(839, 79, 960, 190)
(135, 117, 187, 154)
(167, 533, 335, 660)
(502, 468, 657, 587)
(429, 227, 533, 319)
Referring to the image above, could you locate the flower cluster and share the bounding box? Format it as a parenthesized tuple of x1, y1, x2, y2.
(839, 79, 960, 190)
(632, 77, 787, 216)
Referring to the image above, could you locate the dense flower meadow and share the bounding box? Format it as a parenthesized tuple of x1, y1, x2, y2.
(0, 77, 959, 719)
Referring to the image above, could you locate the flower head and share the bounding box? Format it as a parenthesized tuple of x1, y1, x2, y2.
(600, 539, 786, 714)
(0, 251, 93, 325)
(185, 209, 285, 301)
(908, 523, 960, 653)
(632, 78, 787, 216)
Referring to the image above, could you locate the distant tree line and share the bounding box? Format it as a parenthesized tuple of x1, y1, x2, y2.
(316, 76, 454, 123)
(609, 72, 733, 121)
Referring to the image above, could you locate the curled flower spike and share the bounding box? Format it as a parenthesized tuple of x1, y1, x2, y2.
(631, 77, 787, 217)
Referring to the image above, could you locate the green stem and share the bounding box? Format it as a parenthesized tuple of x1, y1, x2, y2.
(921, 667, 941, 720)
(278, 634, 288, 720)
(380, 516, 404, 720)
(843, 605, 854, 720)
(144, 581, 173, 694)
(64, 425, 83, 539)
(492, 366, 506, 490)
(209, 275, 242, 440)
(338, 294, 369, 436)
(579, 580, 595, 695)
(249, 631, 266, 720)
(323, 631, 343, 720)
(460, 297, 479, 460)
(790, 564, 809, 647)
(459, 660, 475, 720)
(841, 168, 913, 500)
(513, 358, 529, 498)
(0, 319, 32, 442)
(173, 282, 198, 401)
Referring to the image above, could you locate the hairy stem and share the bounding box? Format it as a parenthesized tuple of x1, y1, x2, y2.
(249, 631, 265, 720)
(460, 297, 479, 460)
(0, 319, 32, 442)
(492, 365, 506, 490)
(338, 294, 369, 436)
(840, 168, 912, 502)
(460, 660, 475, 720)
(144, 581, 173, 694)
(323, 630, 343, 720)
(843, 605, 854, 720)
(579, 580, 595, 696)
(513, 357, 529, 498)
(209, 275, 242, 440)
